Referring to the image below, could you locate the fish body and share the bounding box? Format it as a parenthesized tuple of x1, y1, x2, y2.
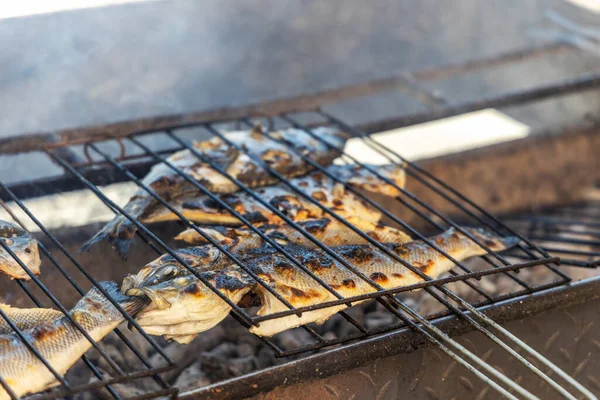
(123, 217, 413, 296)
(130, 228, 518, 342)
(81, 126, 347, 257)
(0, 220, 41, 280)
(141, 164, 405, 227)
(0, 282, 147, 399)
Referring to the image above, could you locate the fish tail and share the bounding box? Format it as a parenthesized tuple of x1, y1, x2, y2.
(79, 215, 137, 259)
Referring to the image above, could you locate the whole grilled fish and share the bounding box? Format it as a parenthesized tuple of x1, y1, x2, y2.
(122, 217, 413, 293)
(81, 126, 347, 258)
(129, 227, 518, 343)
(0, 282, 147, 399)
(0, 220, 41, 280)
(140, 164, 405, 227)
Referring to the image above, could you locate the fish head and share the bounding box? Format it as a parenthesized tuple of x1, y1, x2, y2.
(460, 227, 520, 252)
(121, 246, 224, 293)
(0, 224, 41, 280)
(126, 275, 196, 310)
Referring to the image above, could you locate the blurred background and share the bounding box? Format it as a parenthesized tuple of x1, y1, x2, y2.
(1, 0, 599, 135)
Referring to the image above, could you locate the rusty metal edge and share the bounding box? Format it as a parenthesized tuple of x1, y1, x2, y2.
(0, 42, 571, 154)
(178, 275, 600, 400)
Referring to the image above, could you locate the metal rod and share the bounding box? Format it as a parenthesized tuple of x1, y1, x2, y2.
(355, 71, 600, 134)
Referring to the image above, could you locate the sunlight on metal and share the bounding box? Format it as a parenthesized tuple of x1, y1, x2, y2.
(340, 109, 530, 164)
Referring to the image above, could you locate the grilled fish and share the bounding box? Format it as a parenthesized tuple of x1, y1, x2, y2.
(0, 220, 41, 280)
(122, 217, 413, 293)
(0, 282, 147, 399)
(130, 227, 518, 343)
(140, 164, 405, 227)
(81, 126, 347, 258)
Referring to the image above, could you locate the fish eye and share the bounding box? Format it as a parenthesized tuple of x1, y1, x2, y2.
(161, 266, 178, 278)
(24, 248, 31, 254)
(173, 277, 189, 286)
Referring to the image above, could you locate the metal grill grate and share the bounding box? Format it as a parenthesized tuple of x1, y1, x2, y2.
(0, 32, 598, 400)
(508, 199, 600, 269)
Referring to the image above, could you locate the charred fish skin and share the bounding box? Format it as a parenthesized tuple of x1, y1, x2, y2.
(141, 163, 406, 228)
(0, 220, 41, 280)
(80, 126, 348, 258)
(130, 227, 518, 341)
(0, 282, 147, 400)
(249, 227, 520, 336)
(122, 217, 412, 292)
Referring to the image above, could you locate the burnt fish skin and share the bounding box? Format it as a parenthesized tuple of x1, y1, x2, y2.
(0, 220, 41, 280)
(80, 126, 347, 258)
(0, 282, 147, 400)
(140, 164, 405, 227)
(122, 217, 413, 292)
(130, 227, 518, 343)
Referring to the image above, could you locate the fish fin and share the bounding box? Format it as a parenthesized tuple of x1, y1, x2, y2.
(79, 215, 137, 259)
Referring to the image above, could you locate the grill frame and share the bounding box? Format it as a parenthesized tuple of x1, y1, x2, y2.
(0, 32, 597, 400)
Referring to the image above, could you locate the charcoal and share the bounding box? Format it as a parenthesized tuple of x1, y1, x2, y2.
(236, 342, 256, 357)
(255, 347, 278, 370)
(210, 342, 238, 357)
(201, 352, 233, 381)
(174, 361, 212, 391)
(365, 311, 395, 330)
(228, 356, 258, 376)
(149, 324, 226, 383)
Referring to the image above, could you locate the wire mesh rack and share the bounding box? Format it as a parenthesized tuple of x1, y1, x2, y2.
(0, 28, 599, 400)
(507, 198, 600, 269)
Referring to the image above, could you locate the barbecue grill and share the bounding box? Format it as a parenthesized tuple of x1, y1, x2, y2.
(0, 20, 599, 400)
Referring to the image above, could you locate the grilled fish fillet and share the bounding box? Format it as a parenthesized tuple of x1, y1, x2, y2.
(80, 126, 347, 258)
(140, 164, 405, 227)
(0, 220, 41, 280)
(130, 227, 518, 343)
(0, 282, 147, 399)
(122, 217, 413, 292)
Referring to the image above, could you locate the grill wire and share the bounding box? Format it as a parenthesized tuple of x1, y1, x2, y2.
(507, 200, 600, 269)
(0, 37, 598, 399)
